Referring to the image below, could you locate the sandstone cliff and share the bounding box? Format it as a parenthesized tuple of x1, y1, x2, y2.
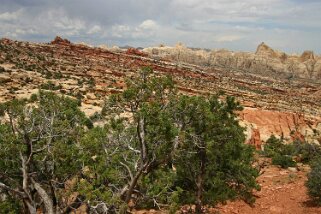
(144, 43, 321, 81)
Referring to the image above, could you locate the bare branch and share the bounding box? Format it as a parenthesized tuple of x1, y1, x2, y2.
(120, 161, 133, 181)
(127, 144, 140, 154)
(0, 182, 27, 198)
(20, 152, 33, 203)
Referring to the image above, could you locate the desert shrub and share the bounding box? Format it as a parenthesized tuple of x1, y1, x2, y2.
(306, 158, 321, 205)
(89, 112, 102, 122)
(171, 95, 260, 212)
(25, 64, 36, 71)
(264, 135, 321, 168)
(53, 72, 63, 79)
(263, 135, 284, 157)
(272, 154, 296, 168)
(263, 135, 297, 168)
(40, 81, 62, 90)
(30, 93, 38, 102)
(292, 140, 321, 164)
(45, 70, 53, 79)
(87, 77, 95, 88)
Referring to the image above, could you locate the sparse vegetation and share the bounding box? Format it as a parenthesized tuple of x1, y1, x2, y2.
(263, 135, 296, 168)
(30, 93, 38, 102)
(44, 70, 53, 79)
(263, 135, 321, 169)
(53, 71, 63, 79)
(40, 81, 62, 90)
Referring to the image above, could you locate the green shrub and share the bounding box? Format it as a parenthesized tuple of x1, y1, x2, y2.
(53, 72, 63, 79)
(263, 135, 284, 157)
(264, 136, 321, 168)
(306, 158, 321, 205)
(89, 112, 102, 122)
(40, 82, 62, 90)
(30, 93, 38, 102)
(45, 70, 53, 79)
(263, 135, 297, 168)
(292, 141, 321, 164)
(272, 154, 296, 168)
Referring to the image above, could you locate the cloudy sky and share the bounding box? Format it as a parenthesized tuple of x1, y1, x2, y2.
(0, 0, 321, 53)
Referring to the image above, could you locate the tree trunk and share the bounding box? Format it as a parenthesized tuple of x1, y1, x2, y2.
(196, 146, 206, 214)
(195, 174, 203, 213)
(137, 117, 147, 165)
(124, 165, 145, 204)
(23, 200, 37, 214)
(31, 179, 54, 214)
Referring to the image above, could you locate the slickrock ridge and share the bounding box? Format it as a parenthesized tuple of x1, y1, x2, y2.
(0, 37, 320, 147)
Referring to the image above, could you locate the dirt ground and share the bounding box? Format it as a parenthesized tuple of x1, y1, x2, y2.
(211, 164, 321, 214)
(133, 163, 321, 214)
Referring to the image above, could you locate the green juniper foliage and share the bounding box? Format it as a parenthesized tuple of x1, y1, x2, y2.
(171, 95, 260, 213)
(306, 158, 321, 205)
(263, 135, 321, 168)
(0, 91, 91, 213)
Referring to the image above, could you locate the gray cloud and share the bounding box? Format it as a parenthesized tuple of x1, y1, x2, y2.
(0, 0, 321, 53)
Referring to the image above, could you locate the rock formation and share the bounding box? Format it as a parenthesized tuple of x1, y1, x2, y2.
(144, 43, 321, 80)
(51, 36, 71, 45)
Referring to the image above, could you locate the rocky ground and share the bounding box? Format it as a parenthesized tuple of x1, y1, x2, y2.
(213, 163, 321, 214)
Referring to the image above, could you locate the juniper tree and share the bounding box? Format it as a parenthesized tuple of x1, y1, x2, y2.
(0, 91, 91, 213)
(172, 95, 260, 213)
(101, 67, 178, 210)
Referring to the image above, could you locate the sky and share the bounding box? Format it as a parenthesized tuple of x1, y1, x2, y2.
(0, 0, 321, 53)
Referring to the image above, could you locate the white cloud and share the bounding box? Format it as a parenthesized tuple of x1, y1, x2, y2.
(139, 20, 157, 30)
(88, 25, 102, 34)
(0, 9, 23, 21)
(111, 25, 131, 38)
(215, 35, 242, 42)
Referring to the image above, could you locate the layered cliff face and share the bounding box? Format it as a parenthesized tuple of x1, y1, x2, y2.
(144, 43, 321, 81)
(0, 37, 320, 148)
(240, 108, 321, 149)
